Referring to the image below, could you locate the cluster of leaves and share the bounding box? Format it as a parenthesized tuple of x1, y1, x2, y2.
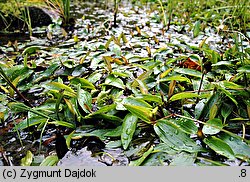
(0, 0, 250, 166)
(142, 0, 250, 34)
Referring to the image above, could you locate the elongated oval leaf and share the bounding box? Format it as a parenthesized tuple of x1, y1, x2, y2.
(167, 118, 198, 134)
(129, 146, 154, 166)
(203, 136, 235, 159)
(135, 94, 163, 104)
(103, 75, 125, 89)
(123, 97, 153, 108)
(202, 118, 223, 135)
(40, 155, 59, 166)
(219, 133, 250, 160)
(124, 104, 153, 124)
(174, 68, 202, 78)
(169, 92, 199, 102)
(69, 77, 95, 90)
(193, 20, 201, 38)
(49, 121, 75, 129)
(121, 113, 138, 150)
(154, 119, 204, 152)
(159, 76, 191, 83)
(45, 82, 76, 97)
(77, 88, 92, 113)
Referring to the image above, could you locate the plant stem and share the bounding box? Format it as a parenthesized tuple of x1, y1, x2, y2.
(0, 66, 32, 107)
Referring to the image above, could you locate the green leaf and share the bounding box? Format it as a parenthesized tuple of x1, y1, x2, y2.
(21, 150, 33, 166)
(219, 133, 250, 160)
(123, 97, 153, 108)
(16, 117, 47, 130)
(193, 20, 201, 38)
(106, 140, 122, 148)
(104, 125, 122, 137)
(40, 155, 59, 166)
(22, 46, 45, 55)
(129, 146, 154, 166)
(170, 152, 196, 166)
(159, 76, 191, 83)
(124, 104, 153, 124)
(169, 92, 199, 102)
(203, 136, 235, 159)
(219, 87, 238, 106)
(135, 94, 163, 104)
(237, 65, 250, 73)
(196, 92, 221, 120)
(103, 75, 125, 89)
(223, 81, 244, 90)
(121, 113, 138, 150)
(221, 103, 233, 123)
(69, 77, 96, 90)
(66, 130, 75, 149)
(202, 118, 223, 135)
(212, 61, 232, 67)
(174, 68, 202, 78)
(49, 120, 75, 128)
(84, 113, 123, 126)
(77, 88, 92, 113)
(154, 119, 204, 152)
(209, 103, 218, 120)
(93, 104, 117, 115)
(167, 118, 198, 134)
(45, 82, 76, 97)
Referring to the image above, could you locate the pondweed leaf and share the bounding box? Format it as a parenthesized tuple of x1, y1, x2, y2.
(121, 113, 138, 150)
(77, 87, 92, 113)
(45, 82, 76, 97)
(193, 20, 201, 38)
(202, 118, 223, 135)
(219, 133, 250, 160)
(174, 68, 202, 78)
(170, 152, 196, 166)
(40, 155, 59, 166)
(203, 136, 235, 160)
(237, 65, 250, 73)
(129, 146, 154, 166)
(22, 46, 46, 55)
(21, 150, 33, 166)
(169, 92, 199, 102)
(124, 104, 153, 124)
(154, 119, 204, 153)
(69, 77, 96, 90)
(48, 121, 75, 129)
(159, 76, 191, 83)
(122, 97, 153, 108)
(103, 75, 125, 89)
(135, 94, 163, 104)
(166, 118, 198, 134)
